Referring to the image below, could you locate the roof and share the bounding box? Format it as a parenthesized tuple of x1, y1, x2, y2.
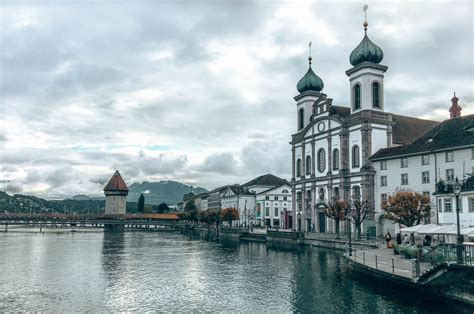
(391, 114, 440, 145)
(257, 183, 292, 195)
(103, 170, 129, 192)
(243, 174, 289, 187)
(329, 105, 351, 117)
(371, 114, 474, 160)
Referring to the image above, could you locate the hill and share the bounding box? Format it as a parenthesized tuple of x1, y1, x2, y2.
(127, 181, 207, 205)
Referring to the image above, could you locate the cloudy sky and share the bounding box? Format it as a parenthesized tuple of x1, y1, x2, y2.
(1, 0, 473, 199)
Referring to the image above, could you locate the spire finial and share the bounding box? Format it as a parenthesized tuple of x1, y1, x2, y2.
(363, 4, 369, 33)
(308, 41, 312, 65)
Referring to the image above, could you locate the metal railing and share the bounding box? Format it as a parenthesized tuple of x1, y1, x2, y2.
(350, 249, 421, 278)
(423, 243, 473, 266)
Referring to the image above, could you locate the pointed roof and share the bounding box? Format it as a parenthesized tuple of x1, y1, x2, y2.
(243, 174, 289, 187)
(104, 170, 129, 192)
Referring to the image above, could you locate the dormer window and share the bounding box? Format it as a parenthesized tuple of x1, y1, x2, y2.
(372, 82, 380, 108)
(354, 84, 361, 110)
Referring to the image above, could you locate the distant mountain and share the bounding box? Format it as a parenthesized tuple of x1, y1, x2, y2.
(128, 181, 207, 205)
(70, 194, 92, 201)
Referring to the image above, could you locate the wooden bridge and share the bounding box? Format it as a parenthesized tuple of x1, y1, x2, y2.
(0, 213, 179, 231)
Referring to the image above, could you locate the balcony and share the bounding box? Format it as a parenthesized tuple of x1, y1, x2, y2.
(434, 175, 474, 194)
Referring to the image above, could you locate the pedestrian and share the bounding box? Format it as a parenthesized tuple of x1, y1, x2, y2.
(396, 233, 402, 245)
(403, 233, 410, 245)
(384, 231, 392, 248)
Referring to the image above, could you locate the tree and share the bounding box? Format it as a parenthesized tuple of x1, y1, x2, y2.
(325, 200, 348, 239)
(220, 207, 239, 227)
(184, 198, 197, 212)
(157, 203, 170, 213)
(143, 204, 153, 213)
(348, 199, 375, 240)
(137, 194, 145, 213)
(198, 210, 221, 225)
(383, 189, 431, 228)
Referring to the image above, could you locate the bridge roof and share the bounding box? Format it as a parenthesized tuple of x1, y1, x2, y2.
(104, 170, 129, 192)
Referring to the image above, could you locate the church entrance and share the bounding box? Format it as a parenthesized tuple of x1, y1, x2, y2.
(287, 215, 293, 229)
(318, 213, 326, 233)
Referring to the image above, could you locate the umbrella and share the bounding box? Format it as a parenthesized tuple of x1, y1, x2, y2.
(415, 224, 445, 234)
(400, 224, 426, 233)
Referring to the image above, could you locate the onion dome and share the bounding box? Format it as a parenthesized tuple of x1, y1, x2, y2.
(296, 56, 324, 93)
(349, 20, 384, 66)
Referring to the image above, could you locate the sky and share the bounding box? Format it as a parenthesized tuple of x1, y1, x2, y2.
(1, 0, 473, 199)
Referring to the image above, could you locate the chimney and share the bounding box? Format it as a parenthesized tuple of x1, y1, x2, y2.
(449, 92, 462, 118)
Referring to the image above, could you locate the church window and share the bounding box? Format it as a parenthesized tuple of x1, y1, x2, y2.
(352, 186, 361, 198)
(354, 84, 361, 110)
(319, 188, 325, 202)
(352, 145, 360, 168)
(332, 149, 340, 170)
(372, 82, 380, 108)
(298, 108, 304, 130)
(333, 187, 340, 198)
(306, 156, 312, 175)
(317, 149, 326, 173)
(296, 158, 302, 177)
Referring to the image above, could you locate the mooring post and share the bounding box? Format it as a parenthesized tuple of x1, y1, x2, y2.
(392, 258, 395, 274)
(375, 255, 378, 269)
(363, 252, 365, 264)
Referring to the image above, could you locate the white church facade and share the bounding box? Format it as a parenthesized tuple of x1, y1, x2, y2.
(289, 14, 473, 236)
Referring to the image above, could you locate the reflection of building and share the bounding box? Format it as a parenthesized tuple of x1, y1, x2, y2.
(372, 111, 474, 231)
(104, 170, 128, 215)
(290, 14, 442, 235)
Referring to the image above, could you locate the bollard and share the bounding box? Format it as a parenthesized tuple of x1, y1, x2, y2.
(392, 259, 395, 274)
(363, 252, 365, 264)
(375, 255, 378, 269)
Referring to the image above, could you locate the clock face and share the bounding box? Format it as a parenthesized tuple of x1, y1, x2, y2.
(317, 122, 325, 133)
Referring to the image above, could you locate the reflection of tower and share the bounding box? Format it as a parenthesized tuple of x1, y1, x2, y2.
(104, 170, 129, 215)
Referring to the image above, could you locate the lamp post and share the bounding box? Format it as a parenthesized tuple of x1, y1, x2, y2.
(452, 177, 463, 264)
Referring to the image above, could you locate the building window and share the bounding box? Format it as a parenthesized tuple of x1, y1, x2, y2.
(401, 158, 408, 168)
(422, 155, 430, 165)
(354, 84, 361, 110)
(472, 148, 474, 159)
(422, 191, 430, 196)
(445, 151, 454, 162)
(446, 169, 454, 182)
(333, 149, 340, 170)
(317, 148, 326, 173)
(283, 196, 287, 201)
(381, 176, 387, 187)
(422, 171, 430, 184)
(274, 196, 279, 201)
(306, 190, 312, 201)
(380, 160, 387, 170)
(306, 155, 312, 175)
(265, 207, 270, 216)
(318, 188, 325, 202)
(381, 193, 388, 205)
(274, 207, 279, 217)
(352, 186, 361, 198)
(298, 108, 304, 130)
(444, 198, 452, 212)
(296, 158, 302, 177)
(438, 199, 443, 213)
(334, 187, 340, 198)
(469, 198, 474, 212)
(372, 82, 380, 108)
(265, 196, 270, 200)
(401, 174, 408, 185)
(352, 145, 360, 168)
(458, 199, 463, 213)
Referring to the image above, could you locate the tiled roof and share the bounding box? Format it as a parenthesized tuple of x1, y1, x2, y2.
(371, 114, 474, 160)
(243, 174, 289, 187)
(391, 114, 440, 145)
(103, 170, 129, 192)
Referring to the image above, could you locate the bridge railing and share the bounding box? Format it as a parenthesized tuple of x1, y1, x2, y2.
(350, 249, 420, 278)
(422, 243, 473, 266)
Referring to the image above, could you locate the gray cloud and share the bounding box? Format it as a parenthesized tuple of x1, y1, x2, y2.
(197, 152, 238, 174)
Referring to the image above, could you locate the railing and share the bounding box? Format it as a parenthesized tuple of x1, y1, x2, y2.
(306, 232, 382, 247)
(423, 243, 473, 266)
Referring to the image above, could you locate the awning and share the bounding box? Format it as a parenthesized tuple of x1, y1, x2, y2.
(400, 224, 428, 233)
(400, 224, 474, 235)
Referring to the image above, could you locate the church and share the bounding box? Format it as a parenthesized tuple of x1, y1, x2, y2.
(289, 12, 473, 236)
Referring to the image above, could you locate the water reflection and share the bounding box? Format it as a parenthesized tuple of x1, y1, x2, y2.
(101, 232, 125, 282)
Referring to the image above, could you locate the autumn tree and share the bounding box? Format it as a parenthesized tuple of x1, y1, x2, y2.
(325, 200, 348, 239)
(220, 207, 239, 227)
(198, 209, 221, 225)
(348, 199, 375, 240)
(137, 194, 145, 213)
(383, 189, 431, 228)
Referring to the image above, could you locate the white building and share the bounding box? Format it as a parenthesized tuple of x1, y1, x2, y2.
(221, 185, 256, 227)
(255, 184, 292, 228)
(290, 16, 438, 236)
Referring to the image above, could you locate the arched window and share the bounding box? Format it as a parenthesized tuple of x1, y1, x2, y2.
(372, 82, 380, 108)
(282, 189, 289, 194)
(298, 108, 304, 130)
(317, 148, 326, 173)
(332, 149, 339, 170)
(318, 188, 325, 202)
(352, 145, 360, 168)
(306, 156, 312, 175)
(296, 191, 302, 201)
(333, 187, 340, 199)
(354, 84, 361, 110)
(296, 158, 302, 177)
(352, 186, 361, 198)
(306, 190, 312, 201)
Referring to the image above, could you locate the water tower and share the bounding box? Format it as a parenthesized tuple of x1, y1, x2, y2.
(103, 170, 129, 215)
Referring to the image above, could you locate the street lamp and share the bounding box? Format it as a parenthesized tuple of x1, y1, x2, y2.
(453, 177, 463, 264)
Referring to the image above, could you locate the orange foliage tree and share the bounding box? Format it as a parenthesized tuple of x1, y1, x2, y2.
(220, 207, 239, 227)
(382, 189, 431, 227)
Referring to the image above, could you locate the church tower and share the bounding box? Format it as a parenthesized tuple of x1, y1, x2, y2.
(104, 170, 129, 215)
(346, 6, 387, 113)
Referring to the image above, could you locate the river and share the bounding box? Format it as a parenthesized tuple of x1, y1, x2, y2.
(0, 230, 470, 312)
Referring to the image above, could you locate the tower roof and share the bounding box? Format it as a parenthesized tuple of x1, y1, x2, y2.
(104, 170, 129, 192)
(296, 58, 324, 93)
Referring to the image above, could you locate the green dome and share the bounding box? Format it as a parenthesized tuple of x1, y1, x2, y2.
(296, 63, 324, 93)
(349, 33, 383, 66)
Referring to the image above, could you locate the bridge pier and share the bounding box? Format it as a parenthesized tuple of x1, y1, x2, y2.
(104, 224, 125, 232)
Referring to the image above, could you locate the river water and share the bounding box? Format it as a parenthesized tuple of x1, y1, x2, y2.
(0, 230, 470, 312)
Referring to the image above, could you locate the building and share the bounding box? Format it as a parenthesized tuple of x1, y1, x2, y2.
(290, 14, 443, 235)
(221, 185, 256, 227)
(103, 170, 128, 215)
(372, 111, 474, 231)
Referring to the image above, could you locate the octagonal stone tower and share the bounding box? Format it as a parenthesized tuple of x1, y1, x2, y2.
(104, 170, 129, 215)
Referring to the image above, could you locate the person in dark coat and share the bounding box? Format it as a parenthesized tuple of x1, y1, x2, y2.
(396, 233, 402, 245)
(385, 231, 392, 248)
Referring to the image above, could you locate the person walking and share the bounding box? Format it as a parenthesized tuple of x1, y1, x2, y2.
(396, 233, 402, 245)
(385, 231, 392, 248)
